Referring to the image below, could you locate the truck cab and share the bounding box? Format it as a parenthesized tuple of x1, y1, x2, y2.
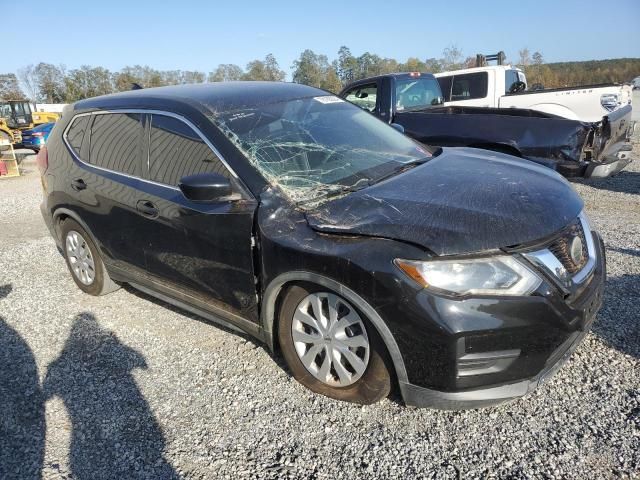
(435, 65, 526, 108)
(435, 65, 632, 122)
(341, 72, 444, 123)
(0, 101, 34, 129)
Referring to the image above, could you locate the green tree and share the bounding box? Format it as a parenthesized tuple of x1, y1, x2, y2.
(337, 46, 358, 84)
(291, 50, 344, 93)
(244, 54, 285, 81)
(34, 63, 66, 103)
(209, 64, 244, 82)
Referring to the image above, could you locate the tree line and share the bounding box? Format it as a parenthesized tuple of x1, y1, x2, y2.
(1, 46, 639, 104)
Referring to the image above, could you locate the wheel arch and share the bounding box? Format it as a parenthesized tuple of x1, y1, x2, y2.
(261, 271, 409, 385)
(51, 208, 104, 258)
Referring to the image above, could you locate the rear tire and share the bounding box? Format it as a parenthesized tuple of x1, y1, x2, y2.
(60, 219, 120, 296)
(278, 284, 391, 404)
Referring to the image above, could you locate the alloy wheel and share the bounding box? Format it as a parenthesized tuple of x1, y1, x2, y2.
(65, 230, 96, 286)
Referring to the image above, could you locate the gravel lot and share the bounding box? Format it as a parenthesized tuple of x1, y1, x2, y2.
(1, 136, 638, 479)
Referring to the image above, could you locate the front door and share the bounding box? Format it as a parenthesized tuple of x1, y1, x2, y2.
(136, 112, 260, 324)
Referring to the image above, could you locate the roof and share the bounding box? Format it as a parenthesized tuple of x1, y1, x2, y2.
(74, 82, 328, 114)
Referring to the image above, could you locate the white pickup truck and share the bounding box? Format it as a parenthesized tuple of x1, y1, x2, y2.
(434, 65, 633, 122)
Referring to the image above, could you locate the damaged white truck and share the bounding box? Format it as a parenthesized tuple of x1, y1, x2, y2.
(434, 54, 633, 122)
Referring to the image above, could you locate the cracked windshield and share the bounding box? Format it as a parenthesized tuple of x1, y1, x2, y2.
(213, 95, 432, 203)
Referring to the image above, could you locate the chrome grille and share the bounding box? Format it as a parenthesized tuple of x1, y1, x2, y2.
(548, 219, 589, 274)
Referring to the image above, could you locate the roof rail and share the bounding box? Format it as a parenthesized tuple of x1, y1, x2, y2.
(475, 52, 506, 67)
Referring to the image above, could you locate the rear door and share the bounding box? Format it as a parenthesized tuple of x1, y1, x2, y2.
(65, 112, 148, 273)
(136, 112, 260, 324)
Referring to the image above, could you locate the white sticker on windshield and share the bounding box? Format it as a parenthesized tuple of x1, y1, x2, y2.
(314, 96, 345, 104)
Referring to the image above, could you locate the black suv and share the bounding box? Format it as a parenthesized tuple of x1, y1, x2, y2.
(39, 82, 605, 409)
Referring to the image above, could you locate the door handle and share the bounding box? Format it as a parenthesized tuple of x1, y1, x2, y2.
(71, 178, 87, 191)
(136, 200, 159, 218)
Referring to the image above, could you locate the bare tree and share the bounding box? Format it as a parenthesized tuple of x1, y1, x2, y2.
(17, 65, 39, 102)
(0, 74, 26, 99)
(441, 45, 464, 70)
(518, 48, 532, 68)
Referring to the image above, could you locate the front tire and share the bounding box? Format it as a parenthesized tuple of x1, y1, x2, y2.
(278, 284, 391, 404)
(60, 219, 120, 296)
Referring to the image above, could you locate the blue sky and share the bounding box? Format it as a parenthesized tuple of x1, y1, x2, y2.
(5, 0, 639, 78)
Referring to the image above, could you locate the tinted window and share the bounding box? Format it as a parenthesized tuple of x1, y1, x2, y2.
(450, 72, 488, 101)
(437, 76, 453, 102)
(505, 70, 519, 93)
(89, 113, 142, 176)
(66, 115, 90, 154)
(148, 114, 228, 186)
(344, 84, 378, 112)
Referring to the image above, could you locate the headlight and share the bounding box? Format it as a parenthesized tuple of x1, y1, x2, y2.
(395, 255, 542, 296)
(600, 93, 619, 112)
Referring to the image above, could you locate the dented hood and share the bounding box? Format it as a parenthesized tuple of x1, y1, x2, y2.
(305, 148, 584, 256)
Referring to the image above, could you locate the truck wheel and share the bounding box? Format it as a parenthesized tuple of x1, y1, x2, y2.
(278, 284, 391, 404)
(60, 219, 120, 296)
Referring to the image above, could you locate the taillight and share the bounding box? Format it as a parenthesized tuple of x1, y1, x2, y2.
(32, 132, 44, 137)
(36, 146, 48, 174)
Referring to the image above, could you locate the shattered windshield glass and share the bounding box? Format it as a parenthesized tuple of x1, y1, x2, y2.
(212, 95, 431, 204)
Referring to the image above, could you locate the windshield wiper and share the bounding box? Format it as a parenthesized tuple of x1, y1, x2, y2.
(369, 158, 429, 186)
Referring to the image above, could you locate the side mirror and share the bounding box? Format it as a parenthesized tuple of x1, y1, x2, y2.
(390, 123, 405, 134)
(179, 173, 232, 202)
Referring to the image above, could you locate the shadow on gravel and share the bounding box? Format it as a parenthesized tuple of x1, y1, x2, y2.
(592, 274, 640, 359)
(123, 284, 267, 352)
(607, 246, 640, 258)
(0, 284, 46, 480)
(573, 171, 640, 195)
(43, 312, 179, 479)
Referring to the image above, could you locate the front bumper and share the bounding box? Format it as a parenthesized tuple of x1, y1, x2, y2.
(584, 149, 633, 178)
(399, 310, 599, 409)
(392, 232, 606, 409)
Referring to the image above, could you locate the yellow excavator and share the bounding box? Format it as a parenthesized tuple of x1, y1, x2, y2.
(0, 100, 60, 146)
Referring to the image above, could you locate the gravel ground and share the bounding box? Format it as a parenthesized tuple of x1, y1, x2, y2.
(0, 141, 638, 480)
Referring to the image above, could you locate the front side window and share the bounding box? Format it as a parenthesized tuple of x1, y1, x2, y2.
(0, 103, 12, 119)
(450, 72, 488, 101)
(148, 114, 229, 186)
(213, 95, 432, 204)
(89, 113, 143, 176)
(343, 84, 378, 112)
(395, 77, 443, 110)
(66, 115, 90, 154)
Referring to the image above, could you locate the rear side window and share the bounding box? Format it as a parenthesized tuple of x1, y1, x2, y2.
(66, 115, 90, 154)
(89, 113, 143, 176)
(450, 72, 488, 101)
(148, 114, 229, 186)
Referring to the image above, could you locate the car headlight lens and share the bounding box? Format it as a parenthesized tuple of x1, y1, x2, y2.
(395, 255, 542, 296)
